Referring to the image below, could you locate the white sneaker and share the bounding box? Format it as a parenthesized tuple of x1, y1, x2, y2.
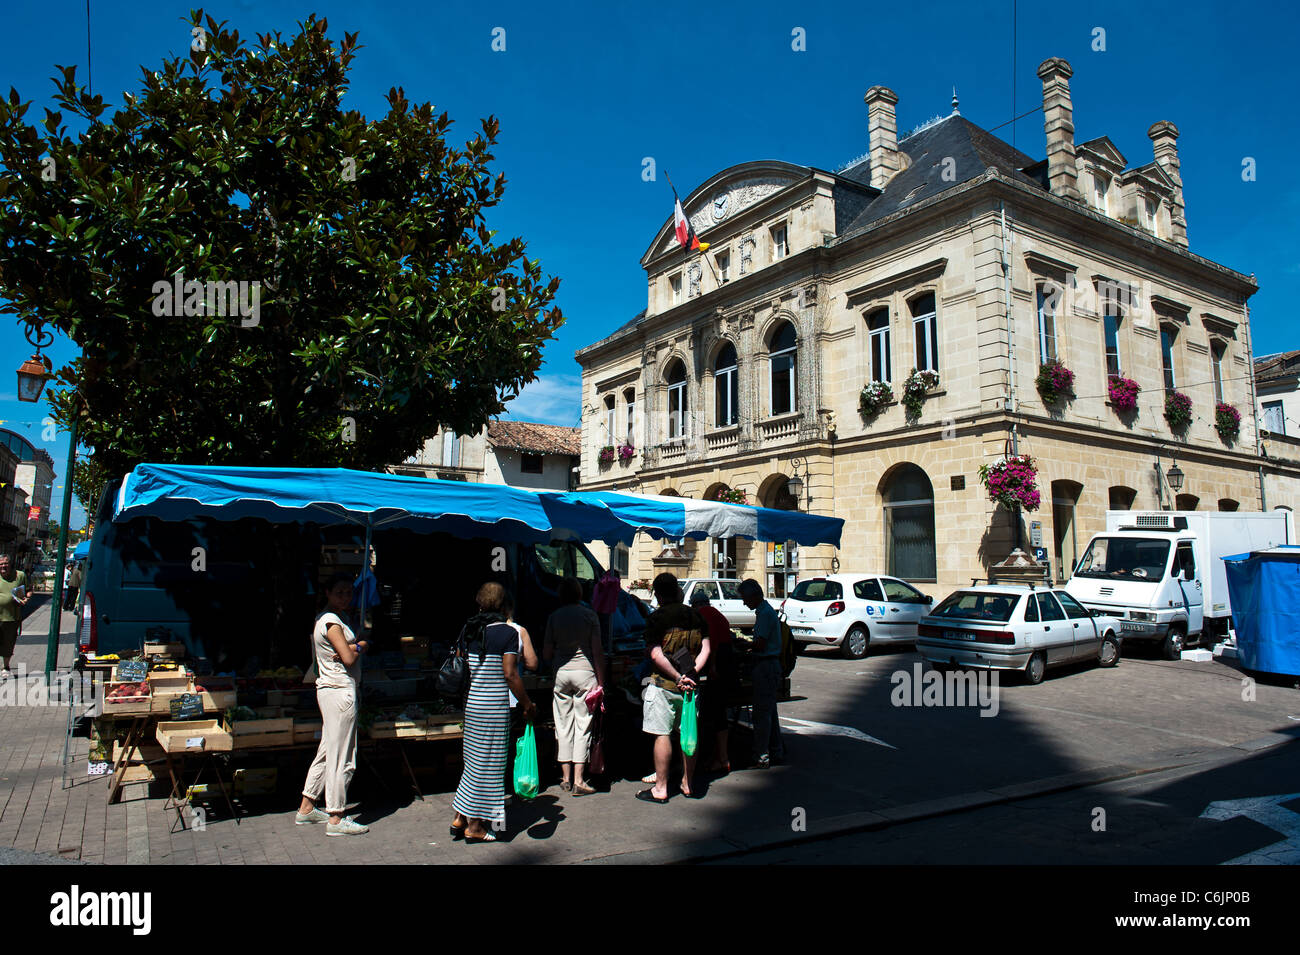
(295, 808, 329, 825)
(326, 817, 369, 836)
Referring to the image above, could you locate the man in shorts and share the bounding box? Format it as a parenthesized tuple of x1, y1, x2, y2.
(0, 555, 29, 674)
(636, 573, 710, 803)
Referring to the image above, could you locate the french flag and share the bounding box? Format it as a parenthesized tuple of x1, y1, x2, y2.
(673, 199, 708, 252)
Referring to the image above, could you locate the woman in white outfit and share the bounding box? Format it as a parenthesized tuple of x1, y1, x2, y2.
(543, 577, 605, 796)
(297, 573, 370, 835)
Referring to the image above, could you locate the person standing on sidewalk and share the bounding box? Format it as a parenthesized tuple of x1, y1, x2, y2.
(739, 579, 785, 769)
(0, 555, 29, 675)
(64, 561, 82, 612)
(689, 588, 736, 775)
(543, 576, 605, 796)
(298, 573, 369, 836)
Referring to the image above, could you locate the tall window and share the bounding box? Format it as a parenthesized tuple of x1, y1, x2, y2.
(1211, 341, 1226, 404)
(1160, 325, 1177, 392)
(666, 360, 688, 440)
(1093, 173, 1110, 214)
(1103, 306, 1123, 379)
(441, 430, 461, 468)
(1263, 400, 1285, 435)
(910, 293, 939, 373)
(624, 389, 636, 444)
(882, 465, 936, 581)
(771, 225, 787, 261)
(670, 273, 682, 306)
(1037, 286, 1057, 364)
(867, 308, 891, 382)
(769, 322, 797, 416)
(604, 395, 616, 444)
(711, 538, 737, 577)
(714, 343, 739, 426)
(716, 250, 730, 282)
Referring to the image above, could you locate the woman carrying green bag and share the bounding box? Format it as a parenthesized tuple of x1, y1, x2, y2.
(514, 724, 540, 800)
(450, 583, 536, 844)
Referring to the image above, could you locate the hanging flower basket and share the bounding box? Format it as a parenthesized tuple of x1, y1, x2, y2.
(977, 454, 1042, 512)
(617, 443, 636, 462)
(1163, 390, 1193, 432)
(1107, 375, 1141, 413)
(1035, 360, 1075, 406)
(1215, 402, 1241, 443)
(598, 445, 615, 465)
(713, 488, 747, 505)
(902, 369, 940, 418)
(858, 381, 894, 420)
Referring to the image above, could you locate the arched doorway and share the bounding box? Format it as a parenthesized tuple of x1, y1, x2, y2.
(758, 474, 800, 598)
(880, 464, 936, 581)
(1052, 480, 1083, 582)
(703, 483, 740, 578)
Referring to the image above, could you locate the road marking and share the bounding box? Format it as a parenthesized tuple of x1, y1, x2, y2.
(1200, 793, 1300, 864)
(1014, 702, 1235, 747)
(735, 715, 897, 750)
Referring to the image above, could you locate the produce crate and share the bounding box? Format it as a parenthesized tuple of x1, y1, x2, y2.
(155, 719, 233, 753)
(197, 688, 237, 711)
(144, 641, 186, 658)
(151, 689, 197, 715)
(368, 718, 461, 739)
(229, 717, 295, 749)
(102, 682, 152, 716)
(147, 670, 191, 692)
(293, 719, 323, 744)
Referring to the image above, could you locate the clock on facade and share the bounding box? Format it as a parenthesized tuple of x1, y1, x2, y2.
(712, 193, 729, 222)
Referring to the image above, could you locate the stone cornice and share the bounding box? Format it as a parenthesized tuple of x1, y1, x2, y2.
(843, 257, 948, 307)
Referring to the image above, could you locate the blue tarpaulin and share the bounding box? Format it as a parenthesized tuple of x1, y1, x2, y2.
(72, 541, 90, 559)
(1222, 546, 1300, 677)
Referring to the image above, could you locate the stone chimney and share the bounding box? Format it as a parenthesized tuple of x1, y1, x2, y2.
(865, 86, 902, 189)
(1035, 58, 1082, 201)
(1148, 121, 1188, 246)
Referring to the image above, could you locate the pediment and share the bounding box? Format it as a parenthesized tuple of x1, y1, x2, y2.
(1077, 136, 1127, 169)
(642, 160, 811, 266)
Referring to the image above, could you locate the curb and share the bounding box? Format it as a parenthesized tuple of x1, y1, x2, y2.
(585, 732, 1300, 865)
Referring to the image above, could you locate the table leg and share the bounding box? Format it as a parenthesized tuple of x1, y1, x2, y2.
(108, 717, 144, 804)
(398, 741, 424, 801)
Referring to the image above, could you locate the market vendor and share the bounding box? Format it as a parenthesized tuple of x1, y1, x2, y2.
(0, 555, 28, 675)
(297, 573, 369, 836)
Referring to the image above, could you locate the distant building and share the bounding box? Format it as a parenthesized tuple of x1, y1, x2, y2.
(1255, 349, 1300, 510)
(388, 420, 580, 492)
(0, 429, 55, 564)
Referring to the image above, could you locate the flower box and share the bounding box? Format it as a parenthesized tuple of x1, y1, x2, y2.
(1163, 390, 1193, 431)
(859, 381, 894, 420)
(598, 446, 615, 465)
(1107, 376, 1141, 413)
(978, 454, 1042, 512)
(1035, 361, 1075, 406)
(1215, 402, 1241, 442)
(902, 369, 940, 418)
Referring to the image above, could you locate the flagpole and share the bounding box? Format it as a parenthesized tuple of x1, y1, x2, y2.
(664, 171, 721, 286)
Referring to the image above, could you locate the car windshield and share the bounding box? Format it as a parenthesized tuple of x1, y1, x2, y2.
(790, 579, 842, 601)
(1074, 537, 1170, 580)
(929, 591, 1021, 623)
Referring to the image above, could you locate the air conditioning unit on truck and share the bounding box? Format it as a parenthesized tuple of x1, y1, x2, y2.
(1064, 510, 1294, 660)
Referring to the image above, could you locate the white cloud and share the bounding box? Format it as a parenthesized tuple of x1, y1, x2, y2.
(501, 374, 582, 426)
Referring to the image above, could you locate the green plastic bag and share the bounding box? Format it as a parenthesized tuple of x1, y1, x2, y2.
(513, 723, 539, 800)
(680, 691, 698, 757)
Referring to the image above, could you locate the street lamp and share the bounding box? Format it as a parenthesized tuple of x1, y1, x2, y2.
(1166, 460, 1185, 494)
(16, 318, 55, 403)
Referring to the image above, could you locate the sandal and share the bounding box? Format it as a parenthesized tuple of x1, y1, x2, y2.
(641, 772, 658, 785)
(449, 824, 465, 840)
(559, 780, 572, 792)
(635, 788, 669, 804)
(465, 830, 498, 843)
(572, 781, 596, 796)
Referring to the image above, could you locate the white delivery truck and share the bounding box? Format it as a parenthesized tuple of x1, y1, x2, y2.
(1065, 510, 1293, 659)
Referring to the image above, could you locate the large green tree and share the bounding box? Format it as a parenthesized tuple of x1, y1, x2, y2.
(0, 11, 562, 476)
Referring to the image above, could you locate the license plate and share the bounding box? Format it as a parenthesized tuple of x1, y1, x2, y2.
(1121, 621, 1145, 631)
(793, 627, 813, 635)
(945, 630, 975, 641)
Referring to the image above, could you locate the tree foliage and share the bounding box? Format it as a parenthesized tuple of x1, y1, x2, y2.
(0, 11, 562, 476)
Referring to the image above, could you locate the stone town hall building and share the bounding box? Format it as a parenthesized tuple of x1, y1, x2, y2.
(575, 58, 1300, 599)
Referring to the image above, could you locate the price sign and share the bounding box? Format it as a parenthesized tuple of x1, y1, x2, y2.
(1030, 521, 1043, 548)
(117, 659, 149, 682)
(169, 693, 203, 720)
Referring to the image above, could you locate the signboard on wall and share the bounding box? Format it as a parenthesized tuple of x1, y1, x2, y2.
(1030, 521, 1043, 548)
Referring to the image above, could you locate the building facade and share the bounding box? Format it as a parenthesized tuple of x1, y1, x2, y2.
(0, 429, 55, 565)
(388, 421, 580, 492)
(1255, 350, 1300, 511)
(576, 58, 1299, 598)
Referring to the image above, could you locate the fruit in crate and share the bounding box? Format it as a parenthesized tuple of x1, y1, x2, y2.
(106, 682, 149, 699)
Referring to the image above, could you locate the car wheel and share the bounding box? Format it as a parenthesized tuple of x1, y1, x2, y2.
(1098, 633, 1120, 668)
(1162, 627, 1185, 661)
(841, 625, 869, 660)
(1024, 651, 1047, 685)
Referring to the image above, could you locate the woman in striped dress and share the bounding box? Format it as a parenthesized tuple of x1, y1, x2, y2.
(451, 583, 536, 843)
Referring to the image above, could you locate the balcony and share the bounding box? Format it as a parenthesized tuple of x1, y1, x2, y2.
(758, 412, 801, 443)
(705, 426, 740, 453)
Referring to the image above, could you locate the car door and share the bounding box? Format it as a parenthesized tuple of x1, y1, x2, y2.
(1035, 592, 1074, 663)
(1174, 542, 1204, 635)
(714, 578, 754, 628)
(879, 577, 929, 641)
(1055, 590, 1100, 660)
(853, 578, 887, 634)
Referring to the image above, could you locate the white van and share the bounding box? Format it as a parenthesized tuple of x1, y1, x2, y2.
(1065, 510, 1293, 659)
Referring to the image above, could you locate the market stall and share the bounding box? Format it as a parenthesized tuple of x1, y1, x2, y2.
(88, 464, 844, 812)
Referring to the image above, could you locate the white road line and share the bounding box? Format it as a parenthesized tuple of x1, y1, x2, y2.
(1013, 702, 1236, 746)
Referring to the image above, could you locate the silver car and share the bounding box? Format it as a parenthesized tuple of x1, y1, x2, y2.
(916, 585, 1122, 684)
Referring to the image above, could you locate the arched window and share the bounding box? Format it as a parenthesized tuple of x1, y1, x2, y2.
(1104, 304, 1123, 379)
(1108, 486, 1137, 511)
(666, 360, 688, 440)
(714, 343, 739, 427)
(604, 395, 616, 444)
(769, 322, 797, 416)
(867, 308, 891, 383)
(1218, 498, 1239, 512)
(624, 388, 636, 444)
(1175, 494, 1200, 511)
(882, 465, 936, 581)
(910, 293, 938, 373)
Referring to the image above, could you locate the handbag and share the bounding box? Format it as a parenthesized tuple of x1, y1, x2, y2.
(588, 709, 606, 776)
(436, 625, 470, 699)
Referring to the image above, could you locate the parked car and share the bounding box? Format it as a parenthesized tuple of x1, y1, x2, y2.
(781, 574, 933, 659)
(649, 577, 755, 629)
(916, 585, 1122, 684)
(30, 561, 57, 592)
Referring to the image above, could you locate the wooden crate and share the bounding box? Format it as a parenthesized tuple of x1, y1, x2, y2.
(197, 689, 237, 712)
(293, 719, 323, 744)
(369, 718, 462, 740)
(144, 641, 186, 658)
(151, 690, 197, 715)
(102, 683, 152, 716)
(155, 719, 233, 753)
(111, 740, 167, 764)
(229, 717, 295, 749)
(119, 764, 155, 784)
(147, 671, 191, 691)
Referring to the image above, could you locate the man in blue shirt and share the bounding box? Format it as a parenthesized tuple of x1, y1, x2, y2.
(739, 578, 784, 768)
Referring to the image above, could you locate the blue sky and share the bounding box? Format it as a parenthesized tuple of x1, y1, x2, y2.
(3, 0, 1297, 528)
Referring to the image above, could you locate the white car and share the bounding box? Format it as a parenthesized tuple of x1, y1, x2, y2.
(916, 585, 1122, 684)
(655, 578, 755, 629)
(781, 574, 933, 659)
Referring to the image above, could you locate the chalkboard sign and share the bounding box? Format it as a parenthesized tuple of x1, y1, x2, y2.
(117, 659, 149, 682)
(169, 693, 203, 720)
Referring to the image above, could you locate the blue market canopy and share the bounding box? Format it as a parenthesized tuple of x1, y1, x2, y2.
(113, 464, 844, 549)
(73, 541, 90, 559)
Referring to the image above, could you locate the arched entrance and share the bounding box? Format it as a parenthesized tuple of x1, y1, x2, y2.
(704, 483, 740, 578)
(1052, 479, 1083, 582)
(880, 464, 936, 581)
(758, 473, 799, 598)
